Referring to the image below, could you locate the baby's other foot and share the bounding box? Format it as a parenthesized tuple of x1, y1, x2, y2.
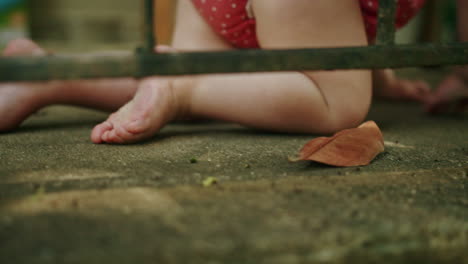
(154, 45, 177, 53)
(3, 38, 46, 57)
(91, 77, 183, 144)
(373, 69, 431, 102)
(0, 38, 49, 131)
(425, 69, 468, 114)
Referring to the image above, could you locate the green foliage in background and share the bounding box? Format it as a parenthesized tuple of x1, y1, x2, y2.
(0, 2, 25, 27)
(442, 0, 457, 41)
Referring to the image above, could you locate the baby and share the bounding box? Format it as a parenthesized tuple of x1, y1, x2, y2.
(0, 0, 451, 144)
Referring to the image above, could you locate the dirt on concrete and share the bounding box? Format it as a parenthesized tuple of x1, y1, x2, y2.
(0, 69, 467, 264)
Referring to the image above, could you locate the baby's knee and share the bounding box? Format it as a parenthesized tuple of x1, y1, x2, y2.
(287, 100, 369, 135)
(318, 78, 372, 133)
(302, 95, 370, 134)
(329, 104, 369, 132)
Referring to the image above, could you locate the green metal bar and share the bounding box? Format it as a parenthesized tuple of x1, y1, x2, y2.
(376, 0, 397, 45)
(1, 43, 468, 82)
(0, 53, 138, 81)
(143, 0, 156, 53)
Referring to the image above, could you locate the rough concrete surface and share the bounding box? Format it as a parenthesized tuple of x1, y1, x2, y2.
(0, 69, 467, 264)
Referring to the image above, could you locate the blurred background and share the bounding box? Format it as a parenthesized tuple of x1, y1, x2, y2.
(0, 0, 176, 52)
(0, 0, 459, 52)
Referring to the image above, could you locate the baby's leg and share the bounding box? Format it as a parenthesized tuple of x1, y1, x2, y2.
(0, 39, 138, 131)
(188, 0, 371, 133)
(91, 0, 234, 143)
(92, 0, 371, 144)
(0, 39, 51, 131)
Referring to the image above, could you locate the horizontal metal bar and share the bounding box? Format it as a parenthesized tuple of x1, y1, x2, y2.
(0, 43, 468, 82)
(376, 0, 397, 45)
(0, 53, 138, 81)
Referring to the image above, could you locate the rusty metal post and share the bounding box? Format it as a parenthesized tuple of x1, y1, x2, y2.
(376, 0, 398, 45)
(135, 0, 157, 77)
(143, 0, 156, 53)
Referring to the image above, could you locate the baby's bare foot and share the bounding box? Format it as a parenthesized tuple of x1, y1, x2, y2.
(0, 38, 50, 131)
(90, 77, 183, 144)
(373, 69, 431, 102)
(425, 68, 468, 114)
(3, 38, 47, 57)
(91, 45, 186, 144)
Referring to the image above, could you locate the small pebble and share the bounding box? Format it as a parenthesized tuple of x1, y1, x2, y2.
(202, 177, 218, 187)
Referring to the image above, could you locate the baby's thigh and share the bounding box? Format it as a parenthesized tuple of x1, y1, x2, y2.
(171, 0, 232, 51)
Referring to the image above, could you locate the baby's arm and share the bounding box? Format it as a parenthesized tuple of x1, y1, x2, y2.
(457, 0, 468, 42)
(425, 0, 468, 113)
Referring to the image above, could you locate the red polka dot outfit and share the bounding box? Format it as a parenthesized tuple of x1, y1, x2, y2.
(191, 0, 426, 49)
(191, 0, 258, 48)
(360, 0, 426, 40)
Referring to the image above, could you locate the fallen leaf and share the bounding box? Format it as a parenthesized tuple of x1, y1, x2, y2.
(290, 121, 384, 167)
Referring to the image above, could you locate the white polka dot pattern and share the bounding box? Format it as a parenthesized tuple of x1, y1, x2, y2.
(191, 0, 259, 48)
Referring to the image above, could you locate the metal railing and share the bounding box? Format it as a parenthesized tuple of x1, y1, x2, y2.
(0, 0, 467, 82)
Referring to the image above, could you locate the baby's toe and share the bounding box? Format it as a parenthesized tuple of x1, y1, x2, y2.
(104, 129, 125, 144)
(100, 124, 139, 144)
(113, 125, 138, 144)
(91, 122, 113, 144)
(101, 130, 113, 143)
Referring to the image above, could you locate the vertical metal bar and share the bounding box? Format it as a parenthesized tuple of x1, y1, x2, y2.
(144, 0, 156, 52)
(376, 0, 398, 45)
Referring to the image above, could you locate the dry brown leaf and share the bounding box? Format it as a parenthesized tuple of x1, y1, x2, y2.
(290, 121, 385, 167)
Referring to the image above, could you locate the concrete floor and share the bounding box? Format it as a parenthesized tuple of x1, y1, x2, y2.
(0, 69, 467, 264)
